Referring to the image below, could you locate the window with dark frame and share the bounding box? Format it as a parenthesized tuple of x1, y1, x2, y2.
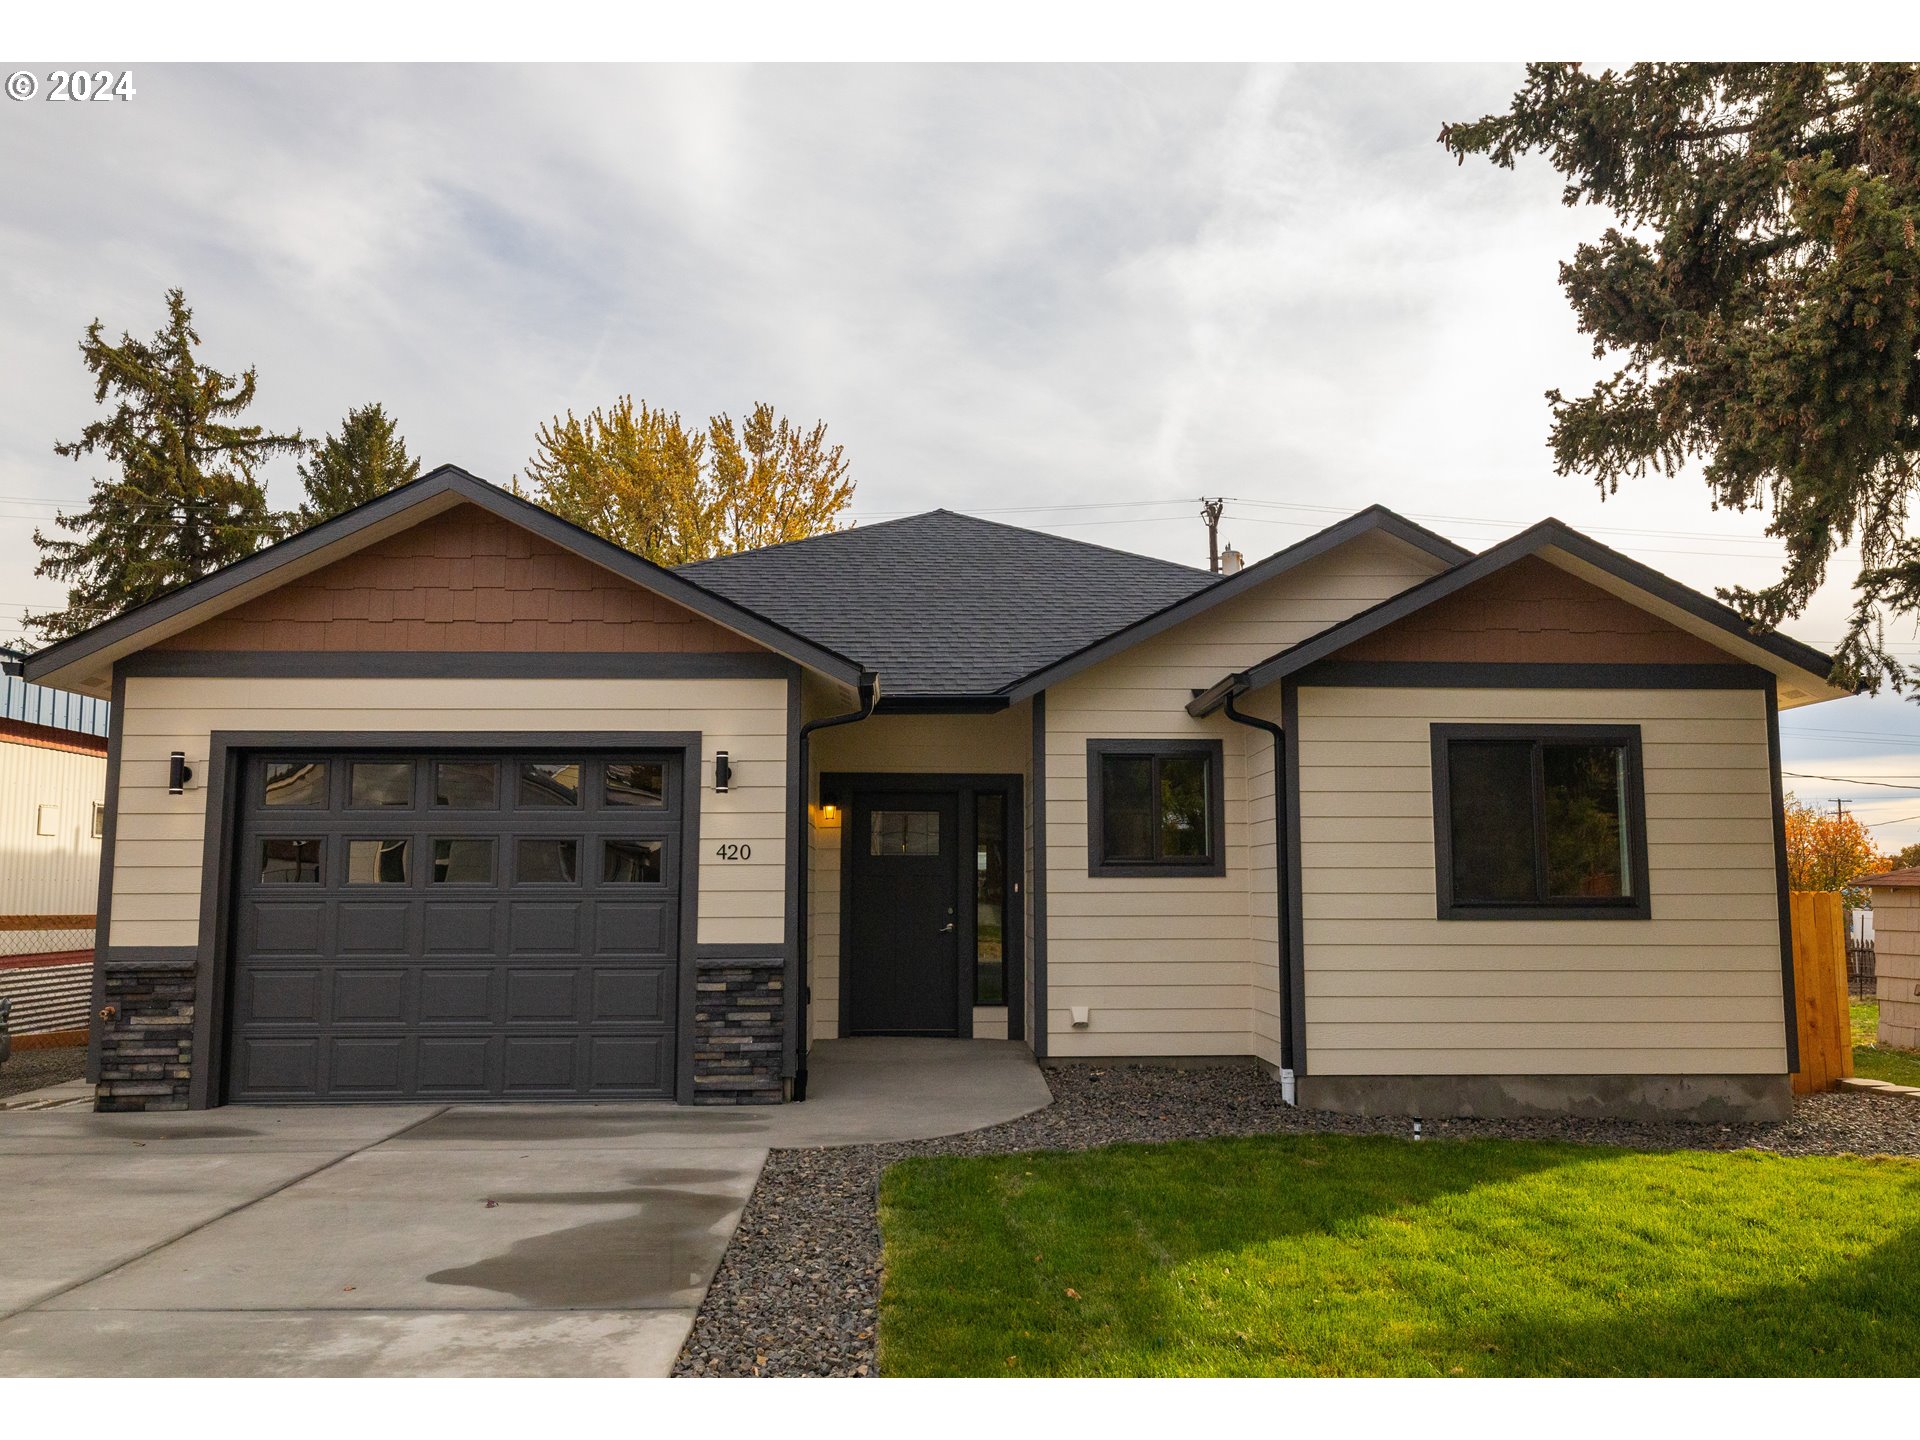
(1431, 724, 1650, 920)
(1087, 739, 1224, 875)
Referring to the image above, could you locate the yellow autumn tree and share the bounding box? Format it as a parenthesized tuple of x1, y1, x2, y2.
(521, 398, 852, 565)
(1782, 792, 1893, 905)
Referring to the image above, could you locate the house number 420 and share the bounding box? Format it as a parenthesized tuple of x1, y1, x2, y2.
(714, 843, 752, 861)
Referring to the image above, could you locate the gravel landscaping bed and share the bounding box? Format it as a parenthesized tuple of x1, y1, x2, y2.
(673, 1062, 1920, 1378)
(0, 1044, 86, 1100)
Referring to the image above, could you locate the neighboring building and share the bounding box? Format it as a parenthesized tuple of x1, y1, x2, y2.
(1, 653, 110, 1043)
(22, 466, 1851, 1117)
(1853, 869, 1919, 1050)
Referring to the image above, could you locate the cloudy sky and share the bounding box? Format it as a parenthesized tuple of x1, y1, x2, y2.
(3, 63, 1917, 842)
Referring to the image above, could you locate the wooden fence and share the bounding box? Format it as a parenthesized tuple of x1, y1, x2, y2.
(1790, 891, 1853, 1095)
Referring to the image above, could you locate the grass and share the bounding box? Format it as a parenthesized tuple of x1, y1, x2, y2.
(878, 1134, 1920, 1376)
(1852, 1000, 1920, 1088)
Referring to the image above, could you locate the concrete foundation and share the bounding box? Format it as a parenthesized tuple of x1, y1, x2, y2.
(1295, 1072, 1794, 1124)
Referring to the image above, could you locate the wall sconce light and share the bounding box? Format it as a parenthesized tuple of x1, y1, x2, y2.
(713, 750, 732, 794)
(168, 751, 194, 795)
(820, 801, 839, 820)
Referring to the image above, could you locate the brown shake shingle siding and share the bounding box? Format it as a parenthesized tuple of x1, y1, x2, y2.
(1333, 555, 1731, 666)
(155, 503, 763, 654)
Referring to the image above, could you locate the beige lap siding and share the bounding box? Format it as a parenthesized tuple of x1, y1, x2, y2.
(108, 674, 789, 950)
(805, 706, 1032, 1042)
(1295, 685, 1787, 1076)
(1043, 532, 1449, 1061)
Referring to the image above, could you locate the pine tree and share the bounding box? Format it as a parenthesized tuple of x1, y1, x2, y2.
(1442, 65, 1920, 691)
(28, 288, 304, 642)
(294, 403, 422, 527)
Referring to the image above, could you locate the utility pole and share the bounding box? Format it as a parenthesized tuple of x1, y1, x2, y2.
(1200, 497, 1225, 573)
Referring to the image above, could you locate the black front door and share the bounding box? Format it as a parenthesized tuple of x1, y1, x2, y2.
(845, 790, 960, 1035)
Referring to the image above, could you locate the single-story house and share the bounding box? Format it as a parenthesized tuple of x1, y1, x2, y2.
(22, 465, 1851, 1118)
(1, 657, 109, 1048)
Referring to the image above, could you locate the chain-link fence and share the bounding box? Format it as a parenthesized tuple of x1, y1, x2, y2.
(0, 915, 96, 1038)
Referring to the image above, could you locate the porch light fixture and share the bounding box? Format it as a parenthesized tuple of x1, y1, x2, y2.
(168, 751, 194, 795)
(713, 750, 732, 794)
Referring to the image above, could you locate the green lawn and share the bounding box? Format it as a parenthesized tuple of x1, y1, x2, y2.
(878, 1134, 1920, 1376)
(1853, 1000, 1920, 1088)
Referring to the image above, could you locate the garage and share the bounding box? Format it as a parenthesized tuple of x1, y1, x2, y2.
(225, 748, 684, 1103)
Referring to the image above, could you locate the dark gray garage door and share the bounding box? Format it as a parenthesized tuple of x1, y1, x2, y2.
(226, 749, 682, 1102)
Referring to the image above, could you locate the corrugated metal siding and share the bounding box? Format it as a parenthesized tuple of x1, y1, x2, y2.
(0, 957, 92, 1034)
(0, 740, 107, 914)
(1, 674, 111, 737)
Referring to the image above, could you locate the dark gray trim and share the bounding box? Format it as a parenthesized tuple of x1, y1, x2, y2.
(189, 729, 705, 1109)
(85, 664, 127, 1087)
(1084, 738, 1227, 878)
(22, 464, 866, 690)
(1765, 677, 1800, 1072)
(696, 943, 784, 959)
(1295, 661, 1776, 691)
(189, 736, 240, 1108)
(822, 771, 1025, 1043)
(1281, 681, 1306, 1075)
(677, 740, 704, 1106)
(782, 671, 803, 1082)
(119, 651, 801, 680)
(1204, 518, 1839, 709)
(1222, 694, 1292, 1074)
(792, 677, 878, 1098)
(1429, 723, 1653, 922)
(1031, 692, 1048, 1062)
(1002, 506, 1470, 702)
(872, 696, 1011, 715)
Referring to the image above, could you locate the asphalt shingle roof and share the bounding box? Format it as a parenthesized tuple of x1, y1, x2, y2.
(676, 510, 1218, 697)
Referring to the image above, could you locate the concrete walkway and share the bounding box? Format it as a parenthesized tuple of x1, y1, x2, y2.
(0, 1039, 1049, 1377)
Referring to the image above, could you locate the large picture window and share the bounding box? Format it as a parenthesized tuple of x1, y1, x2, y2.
(1087, 739, 1225, 877)
(1430, 724, 1651, 920)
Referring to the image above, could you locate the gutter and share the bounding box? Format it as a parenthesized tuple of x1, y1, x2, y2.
(791, 671, 878, 1101)
(1219, 681, 1297, 1105)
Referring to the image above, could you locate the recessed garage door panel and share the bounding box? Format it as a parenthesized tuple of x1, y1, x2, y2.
(227, 750, 683, 1103)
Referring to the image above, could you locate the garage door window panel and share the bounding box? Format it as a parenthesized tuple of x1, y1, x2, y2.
(261, 837, 323, 884)
(517, 836, 580, 884)
(263, 761, 328, 807)
(346, 838, 411, 885)
(435, 761, 497, 809)
(518, 762, 581, 807)
(606, 761, 666, 808)
(349, 761, 414, 808)
(432, 837, 496, 885)
(604, 838, 664, 883)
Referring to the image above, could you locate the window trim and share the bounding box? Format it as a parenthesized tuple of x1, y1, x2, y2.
(1086, 738, 1226, 878)
(1430, 722, 1652, 921)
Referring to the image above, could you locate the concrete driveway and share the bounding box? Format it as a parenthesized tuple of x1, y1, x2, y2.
(0, 1040, 1048, 1377)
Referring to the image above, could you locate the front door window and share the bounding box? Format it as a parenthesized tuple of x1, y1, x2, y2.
(975, 792, 1006, 1006)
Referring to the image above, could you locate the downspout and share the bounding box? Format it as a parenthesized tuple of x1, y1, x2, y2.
(1222, 686, 1297, 1106)
(791, 671, 878, 1101)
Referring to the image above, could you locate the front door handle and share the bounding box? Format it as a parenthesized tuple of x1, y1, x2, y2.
(940, 907, 956, 933)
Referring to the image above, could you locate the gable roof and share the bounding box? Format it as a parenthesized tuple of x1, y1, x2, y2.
(996, 505, 1470, 701)
(22, 465, 869, 695)
(676, 510, 1217, 699)
(1187, 517, 1850, 715)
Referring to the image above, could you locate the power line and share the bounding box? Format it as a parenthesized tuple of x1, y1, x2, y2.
(1782, 771, 1920, 791)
